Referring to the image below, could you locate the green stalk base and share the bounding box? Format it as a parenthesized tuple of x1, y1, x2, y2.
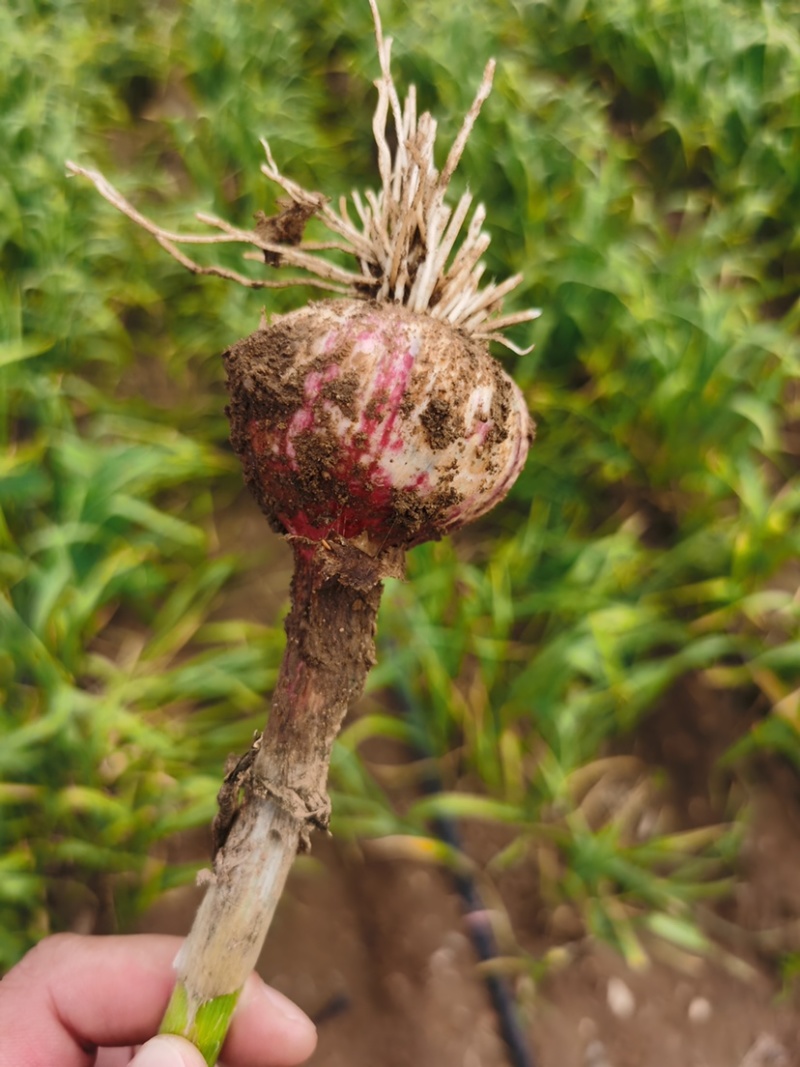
(160, 979, 241, 1066)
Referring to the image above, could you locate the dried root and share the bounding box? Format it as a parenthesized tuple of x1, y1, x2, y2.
(66, 1, 539, 351)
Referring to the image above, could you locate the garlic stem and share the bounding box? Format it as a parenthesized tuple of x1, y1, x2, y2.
(160, 542, 396, 1061)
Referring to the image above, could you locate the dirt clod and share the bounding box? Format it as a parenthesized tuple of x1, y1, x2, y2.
(419, 396, 461, 451)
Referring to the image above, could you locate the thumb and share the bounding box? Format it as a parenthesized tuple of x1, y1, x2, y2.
(128, 1034, 209, 1067)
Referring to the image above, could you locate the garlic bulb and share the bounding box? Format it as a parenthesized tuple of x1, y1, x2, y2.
(225, 300, 533, 549)
(67, 0, 540, 552)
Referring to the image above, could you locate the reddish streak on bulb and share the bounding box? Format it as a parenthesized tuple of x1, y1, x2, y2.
(246, 325, 422, 542)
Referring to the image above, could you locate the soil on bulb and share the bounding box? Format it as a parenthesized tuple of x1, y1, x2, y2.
(419, 396, 460, 451)
(321, 371, 360, 420)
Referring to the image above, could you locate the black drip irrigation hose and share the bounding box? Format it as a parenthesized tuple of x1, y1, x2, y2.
(395, 679, 539, 1067)
(420, 768, 538, 1067)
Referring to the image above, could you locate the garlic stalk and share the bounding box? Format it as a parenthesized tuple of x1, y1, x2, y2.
(68, 3, 537, 1062)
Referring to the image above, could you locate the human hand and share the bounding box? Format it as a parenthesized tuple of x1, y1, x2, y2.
(0, 933, 317, 1067)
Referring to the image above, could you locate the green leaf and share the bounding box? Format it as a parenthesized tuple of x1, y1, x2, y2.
(644, 912, 713, 956)
(0, 337, 54, 368)
(407, 792, 521, 825)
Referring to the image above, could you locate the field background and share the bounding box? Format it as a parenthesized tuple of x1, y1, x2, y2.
(3, 1, 800, 1064)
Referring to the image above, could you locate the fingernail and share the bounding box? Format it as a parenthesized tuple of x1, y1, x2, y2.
(259, 983, 315, 1030)
(129, 1034, 202, 1067)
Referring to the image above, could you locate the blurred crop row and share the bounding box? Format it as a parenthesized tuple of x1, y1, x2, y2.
(2, 0, 799, 978)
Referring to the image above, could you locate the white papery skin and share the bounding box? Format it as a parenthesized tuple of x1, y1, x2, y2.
(226, 301, 534, 549)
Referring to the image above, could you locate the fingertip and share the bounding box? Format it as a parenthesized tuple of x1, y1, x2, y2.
(254, 982, 318, 1060)
(225, 976, 317, 1066)
(129, 1034, 207, 1067)
(256, 983, 314, 1030)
